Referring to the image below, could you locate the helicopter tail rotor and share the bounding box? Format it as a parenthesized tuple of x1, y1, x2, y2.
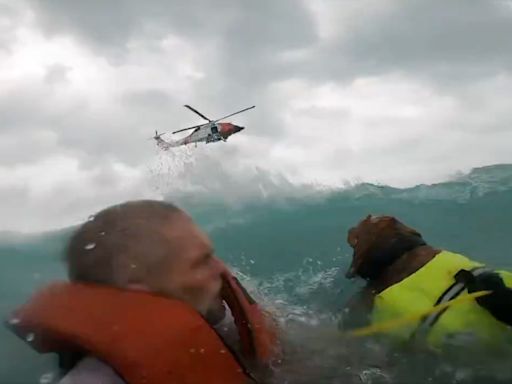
(149, 130, 166, 140)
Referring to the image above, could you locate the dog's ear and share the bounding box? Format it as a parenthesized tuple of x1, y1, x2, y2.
(394, 219, 422, 238)
(376, 216, 422, 238)
(346, 220, 374, 278)
(347, 216, 374, 248)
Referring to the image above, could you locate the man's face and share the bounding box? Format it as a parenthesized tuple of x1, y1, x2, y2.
(153, 213, 225, 321)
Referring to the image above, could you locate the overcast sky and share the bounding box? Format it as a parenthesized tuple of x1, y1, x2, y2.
(2, 0, 512, 232)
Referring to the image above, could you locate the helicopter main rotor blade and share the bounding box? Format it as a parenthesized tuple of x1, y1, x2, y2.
(184, 105, 212, 122)
(172, 124, 203, 135)
(212, 105, 255, 123)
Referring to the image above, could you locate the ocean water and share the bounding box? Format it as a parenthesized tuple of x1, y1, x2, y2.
(1, 163, 512, 383)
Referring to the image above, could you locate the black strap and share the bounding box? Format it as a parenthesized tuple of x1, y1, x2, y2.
(411, 266, 491, 340)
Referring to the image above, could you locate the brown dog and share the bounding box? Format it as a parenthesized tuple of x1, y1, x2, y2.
(341, 215, 441, 328)
(341, 214, 512, 353)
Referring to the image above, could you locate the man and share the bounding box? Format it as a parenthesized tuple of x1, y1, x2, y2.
(7, 200, 280, 384)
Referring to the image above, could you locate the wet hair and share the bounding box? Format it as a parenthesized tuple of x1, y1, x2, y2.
(65, 200, 184, 287)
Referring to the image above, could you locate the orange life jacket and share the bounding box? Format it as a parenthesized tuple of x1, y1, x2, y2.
(6, 269, 281, 384)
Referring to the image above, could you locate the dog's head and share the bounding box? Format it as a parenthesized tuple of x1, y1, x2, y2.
(345, 215, 426, 281)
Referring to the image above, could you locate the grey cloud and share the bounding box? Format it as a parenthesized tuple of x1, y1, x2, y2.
(0, 86, 54, 133)
(28, 0, 142, 59)
(53, 110, 153, 168)
(26, 0, 317, 137)
(121, 89, 174, 109)
(119, 89, 179, 131)
(0, 130, 59, 166)
(0, 3, 24, 52)
(25, 1, 512, 86)
(44, 64, 71, 85)
(217, 0, 317, 83)
(27, 1, 316, 59)
(0, 81, 151, 168)
(0, 161, 156, 232)
(306, 0, 512, 86)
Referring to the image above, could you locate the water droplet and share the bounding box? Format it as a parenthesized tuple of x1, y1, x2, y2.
(189, 348, 196, 353)
(26, 333, 35, 342)
(87, 215, 95, 221)
(130, 264, 137, 269)
(220, 349, 226, 353)
(99, 231, 106, 236)
(84, 243, 96, 250)
(199, 348, 205, 354)
(39, 372, 54, 384)
(9, 317, 20, 325)
(249, 259, 255, 264)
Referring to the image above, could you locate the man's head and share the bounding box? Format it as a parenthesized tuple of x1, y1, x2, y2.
(66, 200, 225, 320)
(345, 215, 426, 281)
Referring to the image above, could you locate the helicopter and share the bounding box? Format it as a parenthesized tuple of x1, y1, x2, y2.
(151, 105, 254, 150)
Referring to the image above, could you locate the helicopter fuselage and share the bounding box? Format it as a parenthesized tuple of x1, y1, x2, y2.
(176, 122, 245, 146)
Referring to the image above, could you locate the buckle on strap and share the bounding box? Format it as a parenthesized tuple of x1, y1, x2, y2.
(412, 266, 491, 339)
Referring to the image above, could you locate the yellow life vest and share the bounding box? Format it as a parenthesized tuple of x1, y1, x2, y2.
(372, 251, 512, 349)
